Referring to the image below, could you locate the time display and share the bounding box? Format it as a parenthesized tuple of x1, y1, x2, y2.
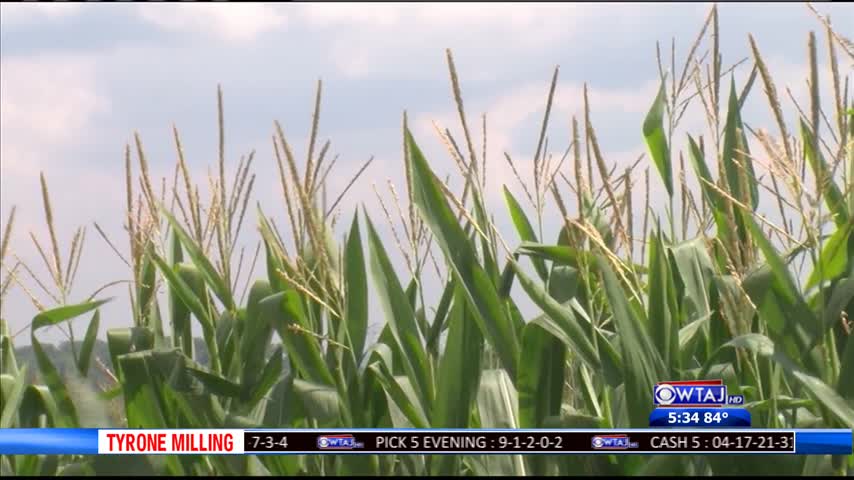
(669, 411, 728, 424)
(650, 408, 752, 428)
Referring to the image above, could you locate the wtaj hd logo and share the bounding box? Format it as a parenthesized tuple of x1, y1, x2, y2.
(591, 435, 638, 450)
(317, 435, 364, 450)
(653, 379, 744, 407)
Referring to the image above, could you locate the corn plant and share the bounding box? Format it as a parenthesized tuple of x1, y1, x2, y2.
(1, 4, 852, 476)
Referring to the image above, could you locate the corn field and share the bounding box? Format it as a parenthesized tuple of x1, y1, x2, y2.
(1, 5, 853, 476)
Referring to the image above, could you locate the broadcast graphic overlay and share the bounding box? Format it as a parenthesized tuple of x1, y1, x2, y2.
(649, 379, 752, 428)
(1, 380, 850, 457)
(0, 428, 851, 455)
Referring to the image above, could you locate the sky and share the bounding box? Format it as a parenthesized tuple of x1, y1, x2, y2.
(1, 2, 851, 345)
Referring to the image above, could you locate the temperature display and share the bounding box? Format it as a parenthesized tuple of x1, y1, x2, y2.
(650, 408, 751, 428)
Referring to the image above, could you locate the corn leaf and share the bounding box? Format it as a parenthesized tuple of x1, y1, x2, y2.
(76, 310, 100, 376)
(345, 212, 369, 359)
(407, 128, 519, 379)
(365, 213, 433, 412)
(643, 78, 672, 197)
(503, 186, 548, 280)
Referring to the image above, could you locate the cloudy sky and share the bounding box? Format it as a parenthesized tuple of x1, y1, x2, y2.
(1, 3, 851, 344)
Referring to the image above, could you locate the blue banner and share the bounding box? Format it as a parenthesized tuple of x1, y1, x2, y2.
(0, 428, 99, 455)
(649, 408, 751, 428)
(795, 430, 853, 455)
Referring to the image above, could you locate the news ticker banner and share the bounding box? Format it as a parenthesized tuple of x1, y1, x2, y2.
(0, 429, 851, 455)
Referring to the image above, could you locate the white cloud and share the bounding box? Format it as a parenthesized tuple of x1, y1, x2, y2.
(297, 3, 709, 79)
(300, 3, 585, 31)
(0, 53, 116, 259)
(295, 3, 594, 79)
(0, 54, 108, 176)
(0, 2, 83, 26)
(137, 3, 287, 42)
(298, 3, 401, 28)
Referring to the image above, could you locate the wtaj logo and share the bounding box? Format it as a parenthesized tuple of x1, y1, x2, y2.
(317, 435, 364, 450)
(591, 435, 638, 450)
(654, 380, 744, 407)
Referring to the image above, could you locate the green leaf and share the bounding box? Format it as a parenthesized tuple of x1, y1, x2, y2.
(743, 214, 801, 305)
(292, 379, 342, 426)
(29, 300, 109, 429)
(434, 285, 483, 428)
(57, 462, 95, 476)
(743, 396, 812, 412)
(260, 291, 335, 386)
(801, 120, 849, 227)
(670, 236, 714, 320)
(106, 326, 154, 380)
(369, 362, 430, 429)
(0, 322, 17, 376)
(542, 409, 605, 429)
(153, 256, 221, 373)
(839, 320, 854, 400)
(258, 210, 287, 292)
(503, 186, 548, 280)
(477, 369, 520, 429)
(643, 78, 672, 196)
(118, 351, 167, 429)
(516, 318, 571, 475)
(518, 242, 591, 268)
(677, 312, 712, 352)
(430, 284, 484, 475)
(246, 346, 283, 409)
(647, 227, 679, 370)
(791, 370, 854, 428)
(426, 279, 455, 357)
(477, 369, 526, 475)
(518, 264, 575, 444)
(518, 322, 564, 429)
(93, 455, 159, 477)
(823, 276, 854, 334)
(806, 222, 852, 290)
(152, 256, 213, 333)
(518, 242, 646, 274)
(581, 193, 616, 250)
(365, 213, 433, 411)
(432, 287, 483, 475)
(511, 260, 601, 373)
(77, 310, 100, 376)
(598, 256, 666, 427)
(0, 368, 27, 428)
(187, 367, 242, 398)
(241, 280, 274, 389)
(137, 244, 164, 340)
(722, 334, 854, 428)
(169, 230, 192, 356)
(160, 207, 235, 310)
(344, 212, 369, 359)
(687, 135, 736, 247)
(721, 77, 759, 210)
(19, 385, 59, 428)
(31, 299, 111, 331)
(407, 128, 520, 378)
